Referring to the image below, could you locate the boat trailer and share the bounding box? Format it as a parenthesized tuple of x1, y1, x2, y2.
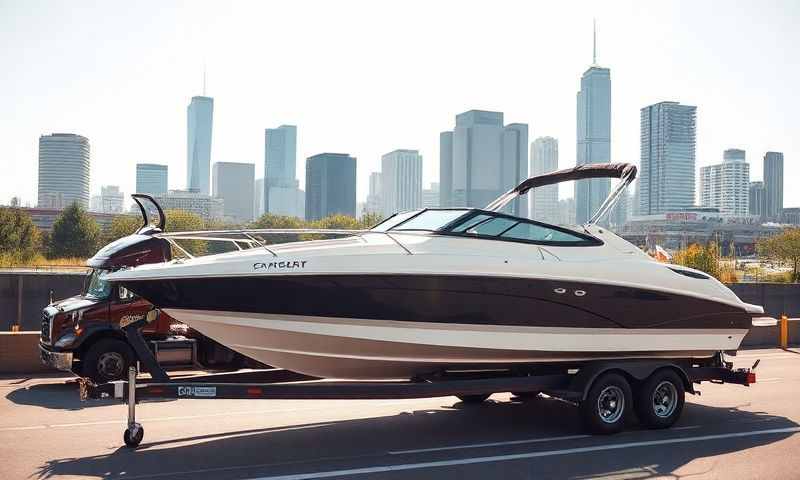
(79, 315, 758, 448)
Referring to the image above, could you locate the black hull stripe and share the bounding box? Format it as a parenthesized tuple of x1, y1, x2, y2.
(122, 274, 751, 331)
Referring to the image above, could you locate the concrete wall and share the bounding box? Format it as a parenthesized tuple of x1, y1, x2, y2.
(729, 283, 800, 318)
(0, 332, 55, 373)
(0, 271, 86, 331)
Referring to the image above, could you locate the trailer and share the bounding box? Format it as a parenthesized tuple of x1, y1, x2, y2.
(79, 315, 758, 448)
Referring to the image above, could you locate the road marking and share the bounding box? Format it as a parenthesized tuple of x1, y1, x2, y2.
(389, 434, 590, 454)
(245, 427, 800, 480)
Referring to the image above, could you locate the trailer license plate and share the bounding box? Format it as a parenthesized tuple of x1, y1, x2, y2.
(177, 386, 217, 397)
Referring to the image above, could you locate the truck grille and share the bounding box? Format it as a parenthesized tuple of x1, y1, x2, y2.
(41, 312, 51, 344)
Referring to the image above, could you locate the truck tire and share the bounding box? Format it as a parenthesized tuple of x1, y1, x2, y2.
(82, 338, 135, 384)
(635, 369, 685, 429)
(580, 372, 632, 435)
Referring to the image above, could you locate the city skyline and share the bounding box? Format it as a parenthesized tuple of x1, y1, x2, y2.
(2, 2, 798, 209)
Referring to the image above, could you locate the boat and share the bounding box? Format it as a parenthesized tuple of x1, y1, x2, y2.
(104, 163, 763, 380)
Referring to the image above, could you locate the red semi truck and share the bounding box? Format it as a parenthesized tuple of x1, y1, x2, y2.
(39, 200, 254, 383)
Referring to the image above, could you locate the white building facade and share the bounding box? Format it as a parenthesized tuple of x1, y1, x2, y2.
(381, 149, 422, 217)
(530, 136, 559, 223)
(154, 189, 224, 220)
(37, 133, 91, 209)
(699, 149, 750, 217)
(639, 101, 697, 215)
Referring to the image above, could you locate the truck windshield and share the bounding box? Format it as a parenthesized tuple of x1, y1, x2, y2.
(85, 269, 112, 299)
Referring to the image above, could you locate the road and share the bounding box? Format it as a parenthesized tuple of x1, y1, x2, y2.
(1, 348, 799, 480)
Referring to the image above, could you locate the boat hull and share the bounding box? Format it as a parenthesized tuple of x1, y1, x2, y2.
(163, 309, 748, 380)
(119, 273, 753, 380)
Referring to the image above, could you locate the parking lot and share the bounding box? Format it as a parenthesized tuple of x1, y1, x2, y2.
(1, 348, 799, 480)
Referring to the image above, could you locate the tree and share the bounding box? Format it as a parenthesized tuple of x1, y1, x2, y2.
(672, 242, 721, 280)
(0, 207, 41, 261)
(359, 212, 384, 229)
(249, 213, 307, 245)
(312, 214, 361, 230)
(105, 215, 143, 243)
(48, 203, 101, 259)
(159, 209, 207, 256)
(757, 228, 800, 282)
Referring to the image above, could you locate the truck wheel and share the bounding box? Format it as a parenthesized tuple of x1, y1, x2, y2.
(580, 373, 632, 434)
(457, 394, 491, 404)
(635, 369, 685, 429)
(82, 339, 134, 383)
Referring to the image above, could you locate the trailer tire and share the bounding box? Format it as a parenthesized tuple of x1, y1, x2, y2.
(457, 394, 491, 404)
(580, 373, 632, 435)
(82, 339, 135, 384)
(635, 369, 685, 429)
(123, 424, 144, 448)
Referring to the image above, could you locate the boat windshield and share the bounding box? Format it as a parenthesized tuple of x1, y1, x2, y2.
(370, 210, 421, 232)
(389, 210, 470, 232)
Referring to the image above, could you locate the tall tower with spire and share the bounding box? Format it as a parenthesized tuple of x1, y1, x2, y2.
(187, 70, 214, 195)
(575, 20, 611, 225)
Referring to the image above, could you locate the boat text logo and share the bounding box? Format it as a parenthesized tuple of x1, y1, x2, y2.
(253, 260, 308, 270)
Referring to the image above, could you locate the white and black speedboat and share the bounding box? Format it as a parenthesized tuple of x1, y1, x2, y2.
(105, 163, 763, 380)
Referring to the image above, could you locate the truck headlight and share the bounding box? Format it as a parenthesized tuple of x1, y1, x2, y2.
(54, 333, 77, 348)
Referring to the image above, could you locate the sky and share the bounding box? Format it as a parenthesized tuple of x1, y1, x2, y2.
(1, 0, 799, 209)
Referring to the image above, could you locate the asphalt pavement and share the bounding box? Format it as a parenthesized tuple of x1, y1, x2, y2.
(1, 348, 799, 480)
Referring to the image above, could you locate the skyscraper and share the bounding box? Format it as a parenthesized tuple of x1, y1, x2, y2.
(639, 101, 697, 215)
(305, 153, 356, 221)
(212, 162, 255, 223)
(187, 96, 214, 195)
(37, 133, 90, 209)
(530, 136, 559, 223)
(440, 110, 528, 216)
(575, 26, 611, 224)
(264, 125, 302, 217)
(364, 172, 382, 215)
(381, 149, 423, 217)
(763, 151, 784, 220)
(422, 182, 440, 208)
(136, 163, 168, 195)
(699, 149, 750, 216)
(254, 178, 265, 217)
(749, 181, 765, 218)
(439, 131, 453, 207)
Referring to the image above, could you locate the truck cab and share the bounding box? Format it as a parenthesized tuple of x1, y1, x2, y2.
(40, 196, 246, 382)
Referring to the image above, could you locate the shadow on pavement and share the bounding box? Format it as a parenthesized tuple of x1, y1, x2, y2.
(5, 380, 175, 410)
(34, 396, 798, 480)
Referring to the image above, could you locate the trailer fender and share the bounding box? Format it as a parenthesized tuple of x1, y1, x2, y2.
(570, 361, 694, 401)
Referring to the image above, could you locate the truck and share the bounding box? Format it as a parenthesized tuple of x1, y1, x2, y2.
(39, 196, 254, 383)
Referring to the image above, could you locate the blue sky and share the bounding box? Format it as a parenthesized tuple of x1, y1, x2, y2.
(1, 0, 798, 207)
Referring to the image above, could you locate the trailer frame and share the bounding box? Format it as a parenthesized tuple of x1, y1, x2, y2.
(78, 314, 758, 448)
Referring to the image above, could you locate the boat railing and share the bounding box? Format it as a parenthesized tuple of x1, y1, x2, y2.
(155, 228, 413, 259)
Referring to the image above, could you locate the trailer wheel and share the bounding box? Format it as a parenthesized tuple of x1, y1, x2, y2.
(123, 423, 144, 448)
(580, 373, 632, 434)
(635, 369, 685, 429)
(82, 339, 135, 384)
(457, 394, 491, 404)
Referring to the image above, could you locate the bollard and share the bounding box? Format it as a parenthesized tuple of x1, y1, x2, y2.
(780, 315, 789, 349)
